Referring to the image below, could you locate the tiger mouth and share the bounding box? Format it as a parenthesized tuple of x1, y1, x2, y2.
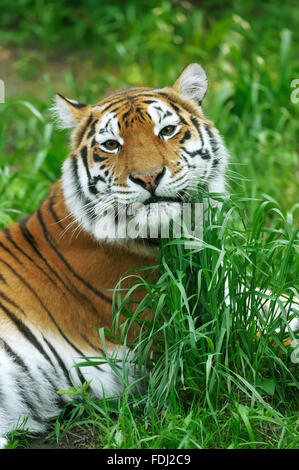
(143, 196, 183, 205)
(143, 190, 186, 205)
(98, 192, 191, 247)
(126, 193, 187, 247)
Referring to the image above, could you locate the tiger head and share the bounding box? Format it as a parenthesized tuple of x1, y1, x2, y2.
(52, 63, 228, 255)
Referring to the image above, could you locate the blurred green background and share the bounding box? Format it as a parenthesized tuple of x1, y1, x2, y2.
(0, 0, 298, 226)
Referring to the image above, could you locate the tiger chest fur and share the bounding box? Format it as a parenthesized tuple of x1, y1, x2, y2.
(0, 64, 228, 446)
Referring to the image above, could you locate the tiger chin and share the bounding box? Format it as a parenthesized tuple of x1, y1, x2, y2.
(1, 64, 295, 448)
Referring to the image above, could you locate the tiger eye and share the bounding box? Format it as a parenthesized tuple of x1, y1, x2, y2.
(102, 140, 119, 151)
(159, 125, 176, 137)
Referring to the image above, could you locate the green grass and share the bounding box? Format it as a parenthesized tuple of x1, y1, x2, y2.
(0, 0, 298, 449)
(20, 194, 297, 450)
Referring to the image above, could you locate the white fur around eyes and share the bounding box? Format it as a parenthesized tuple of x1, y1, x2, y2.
(147, 100, 180, 136)
(96, 112, 123, 146)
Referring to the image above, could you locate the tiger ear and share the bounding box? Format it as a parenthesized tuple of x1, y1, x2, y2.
(172, 63, 208, 105)
(51, 94, 89, 129)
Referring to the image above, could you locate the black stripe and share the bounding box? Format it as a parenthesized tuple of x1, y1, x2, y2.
(190, 116, 200, 133)
(52, 329, 105, 383)
(130, 92, 162, 98)
(87, 119, 98, 139)
(70, 102, 87, 109)
(44, 334, 104, 377)
(88, 182, 99, 195)
(36, 365, 66, 408)
(17, 379, 42, 422)
(57, 94, 87, 109)
(92, 174, 106, 184)
(1, 338, 30, 373)
(38, 367, 66, 408)
(0, 256, 58, 322)
(5, 224, 38, 264)
(71, 154, 82, 194)
(172, 173, 186, 184)
(36, 208, 112, 304)
(200, 151, 211, 160)
(93, 151, 107, 163)
(20, 215, 75, 294)
(76, 367, 87, 386)
(205, 125, 218, 154)
(169, 105, 187, 124)
(122, 110, 131, 122)
(88, 174, 106, 194)
(104, 105, 127, 117)
(77, 113, 93, 146)
(0, 289, 27, 316)
(48, 191, 65, 230)
(0, 255, 87, 357)
(190, 117, 205, 149)
(182, 146, 211, 160)
(157, 94, 188, 124)
(98, 117, 112, 134)
(71, 155, 93, 206)
(180, 153, 195, 169)
(4, 222, 60, 289)
(42, 336, 73, 388)
(101, 98, 128, 113)
(81, 333, 105, 356)
(0, 299, 55, 366)
(81, 145, 91, 179)
(153, 105, 164, 113)
(1, 340, 45, 420)
(0, 235, 22, 264)
(18, 219, 60, 288)
(135, 107, 145, 121)
(179, 130, 191, 144)
(198, 127, 205, 148)
(46, 197, 108, 319)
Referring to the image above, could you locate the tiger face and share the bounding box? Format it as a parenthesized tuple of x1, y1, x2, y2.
(52, 64, 228, 253)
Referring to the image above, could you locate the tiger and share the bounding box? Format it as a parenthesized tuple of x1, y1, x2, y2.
(0, 63, 297, 448)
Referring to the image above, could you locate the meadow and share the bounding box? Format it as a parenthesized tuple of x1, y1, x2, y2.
(0, 0, 298, 449)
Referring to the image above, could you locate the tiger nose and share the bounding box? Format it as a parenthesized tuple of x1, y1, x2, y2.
(129, 167, 166, 193)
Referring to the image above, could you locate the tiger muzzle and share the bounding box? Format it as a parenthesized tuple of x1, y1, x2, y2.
(129, 167, 166, 193)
